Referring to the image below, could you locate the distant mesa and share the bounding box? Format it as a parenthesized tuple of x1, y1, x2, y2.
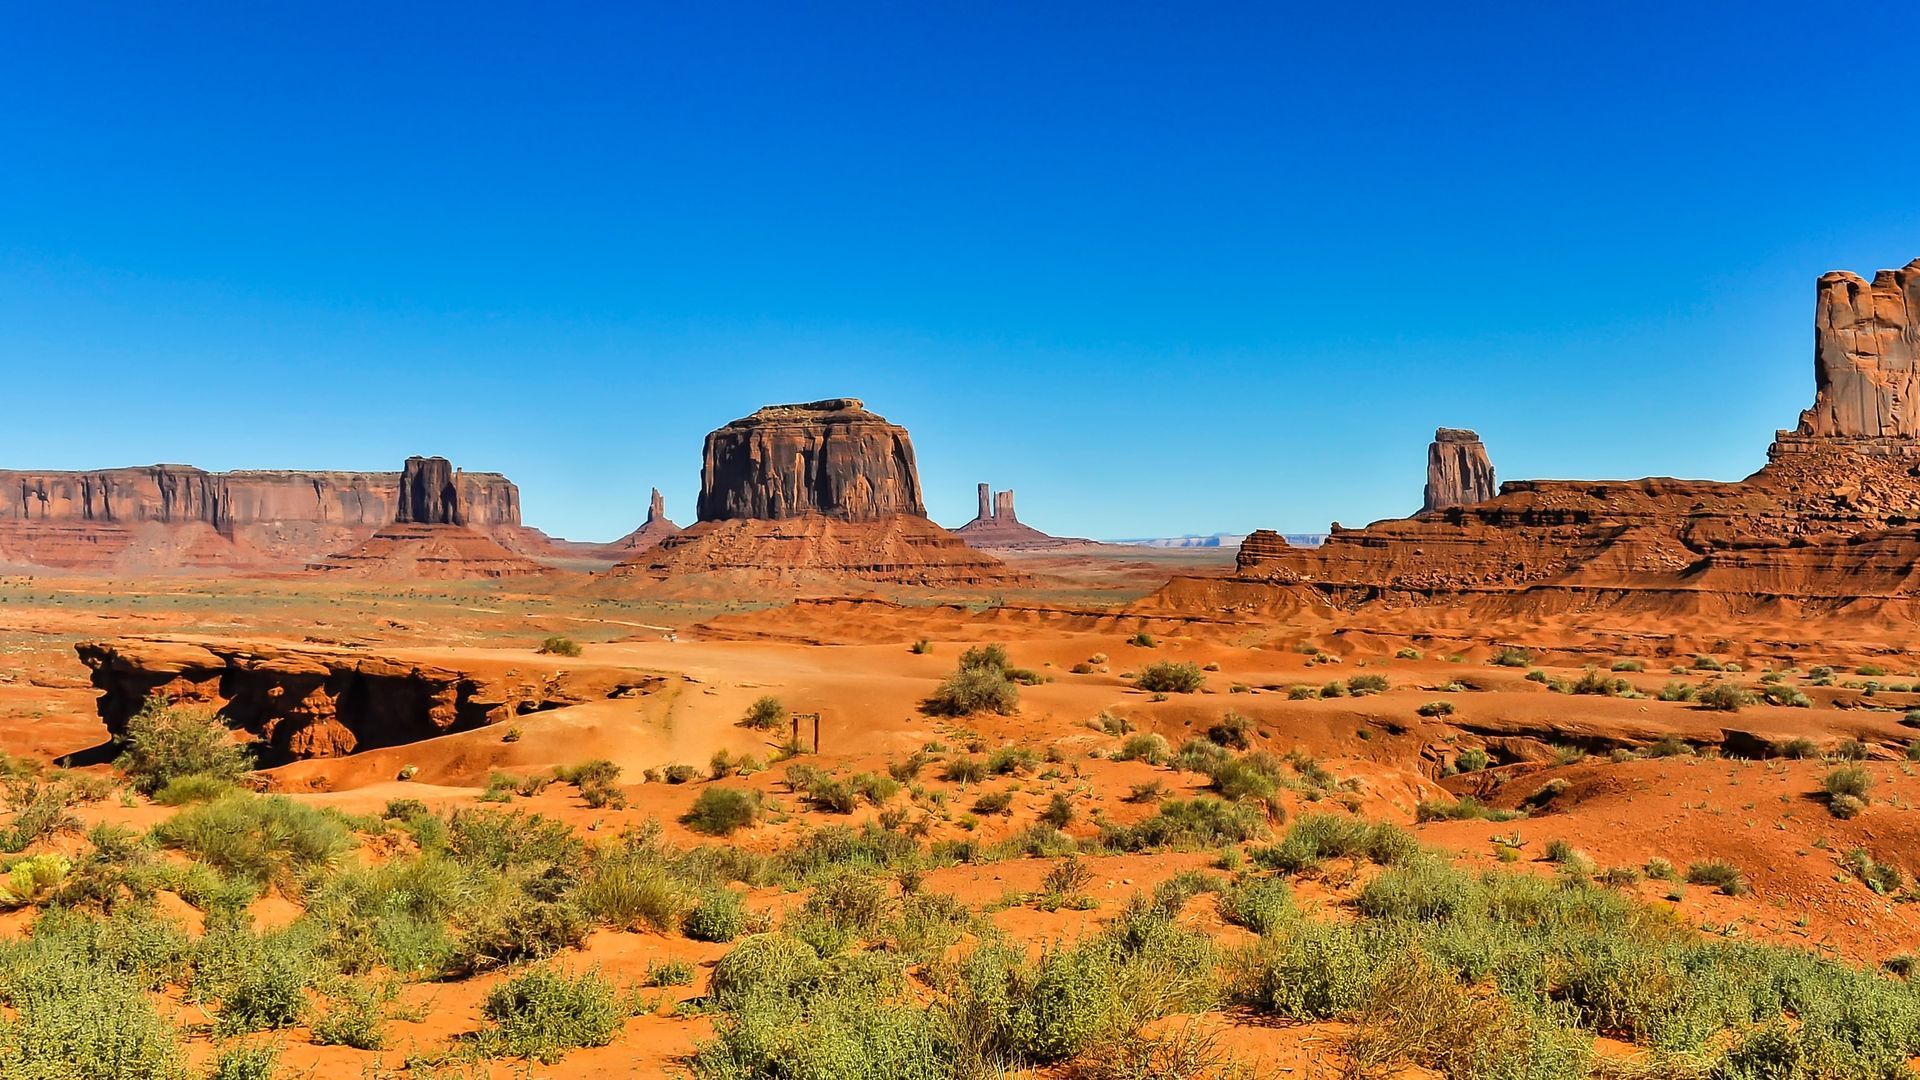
(1149, 258, 1920, 623)
(311, 456, 547, 579)
(954, 483, 1093, 551)
(609, 487, 682, 553)
(610, 399, 1025, 585)
(1421, 428, 1496, 515)
(0, 461, 558, 574)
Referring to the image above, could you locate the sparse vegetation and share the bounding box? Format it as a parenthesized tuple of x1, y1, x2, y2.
(115, 695, 254, 796)
(1135, 661, 1205, 694)
(536, 635, 583, 657)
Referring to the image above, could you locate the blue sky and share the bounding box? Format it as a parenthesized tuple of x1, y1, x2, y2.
(5, 4, 1919, 541)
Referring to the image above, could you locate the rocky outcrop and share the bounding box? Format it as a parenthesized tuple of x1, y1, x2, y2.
(697, 399, 925, 521)
(609, 399, 1023, 586)
(1421, 429, 1496, 514)
(610, 487, 682, 552)
(953, 483, 1094, 551)
(1790, 260, 1920, 446)
(311, 456, 548, 579)
(0, 464, 528, 573)
(395, 456, 464, 526)
(1147, 259, 1920, 626)
(76, 638, 607, 760)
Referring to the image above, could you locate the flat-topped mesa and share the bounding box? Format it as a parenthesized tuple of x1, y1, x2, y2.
(697, 398, 926, 522)
(1421, 428, 1496, 514)
(609, 400, 1025, 585)
(395, 456, 464, 526)
(0, 464, 530, 573)
(1776, 259, 1920, 456)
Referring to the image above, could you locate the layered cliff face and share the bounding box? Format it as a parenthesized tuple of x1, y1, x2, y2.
(610, 399, 1022, 586)
(697, 399, 926, 521)
(1421, 429, 1496, 514)
(1148, 259, 1920, 626)
(395, 456, 464, 525)
(77, 638, 608, 761)
(1790, 259, 1920, 447)
(311, 456, 547, 579)
(953, 483, 1093, 551)
(0, 463, 526, 573)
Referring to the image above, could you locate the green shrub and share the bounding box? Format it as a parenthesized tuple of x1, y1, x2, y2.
(1454, 747, 1490, 772)
(1253, 814, 1416, 873)
(986, 747, 1039, 775)
(1417, 700, 1455, 718)
(578, 858, 685, 933)
(1346, 673, 1389, 696)
(477, 966, 624, 1063)
(1396, 647, 1423, 660)
(216, 945, 313, 1035)
(0, 969, 187, 1079)
(741, 695, 788, 731)
(1129, 632, 1157, 648)
(1656, 682, 1696, 702)
(925, 664, 1020, 717)
(1491, 647, 1532, 667)
(554, 759, 625, 809)
(942, 757, 988, 784)
(208, 1043, 278, 1080)
(1099, 798, 1266, 852)
(1775, 737, 1821, 759)
(1611, 659, 1645, 672)
(155, 794, 351, 891)
(685, 787, 762, 836)
(685, 887, 749, 943)
(536, 636, 582, 657)
(647, 957, 695, 986)
(1135, 661, 1206, 694)
(1205, 712, 1253, 750)
(151, 773, 235, 806)
(1217, 875, 1294, 934)
(1684, 860, 1748, 896)
(1761, 684, 1813, 708)
(971, 790, 1013, 815)
(311, 980, 387, 1050)
(114, 695, 253, 796)
(1415, 796, 1517, 823)
(1113, 734, 1171, 765)
(1696, 682, 1755, 712)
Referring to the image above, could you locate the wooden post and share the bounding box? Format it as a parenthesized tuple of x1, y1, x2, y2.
(813, 712, 821, 754)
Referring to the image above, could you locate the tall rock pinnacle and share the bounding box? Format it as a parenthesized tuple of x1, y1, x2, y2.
(1421, 429, 1496, 514)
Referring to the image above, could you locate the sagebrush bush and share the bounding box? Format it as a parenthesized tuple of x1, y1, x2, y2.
(536, 636, 582, 657)
(1696, 682, 1755, 712)
(741, 695, 787, 731)
(685, 787, 762, 836)
(1135, 662, 1205, 694)
(114, 695, 253, 796)
(478, 966, 624, 1063)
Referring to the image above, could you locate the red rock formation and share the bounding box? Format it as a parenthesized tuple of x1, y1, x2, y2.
(0, 463, 528, 573)
(698, 399, 925, 521)
(312, 456, 548, 579)
(1148, 259, 1920, 624)
(1792, 260, 1920, 445)
(609, 487, 682, 553)
(954, 483, 1094, 551)
(1421, 429, 1496, 514)
(609, 399, 1023, 585)
(76, 637, 609, 760)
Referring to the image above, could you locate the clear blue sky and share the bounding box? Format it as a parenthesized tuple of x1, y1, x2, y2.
(5, 4, 1919, 541)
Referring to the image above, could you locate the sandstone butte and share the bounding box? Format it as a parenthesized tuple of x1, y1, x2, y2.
(1421, 428, 1496, 515)
(608, 398, 1026, 586)
(1149, 257, 1920, 625)
(312, 456, 550, 579)
(0, 459, 572, 573)
(953, 483, 1096, 551)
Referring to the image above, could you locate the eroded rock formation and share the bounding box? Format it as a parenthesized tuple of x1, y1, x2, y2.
(610, 399, 1023, 585)
(0, 464, 532, 573)
(77, 638, 614, 760)
(1421, 429, 1496, 514)
(954, 483, 1094, 551)
(1147, 259, 1920, 625)
(611, 487, 683, 552)
(1791, 260, 1920, 447)
(697, 399, 925, 521)
(312, 456, 548, 579)
(395, 456, 465, 526)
